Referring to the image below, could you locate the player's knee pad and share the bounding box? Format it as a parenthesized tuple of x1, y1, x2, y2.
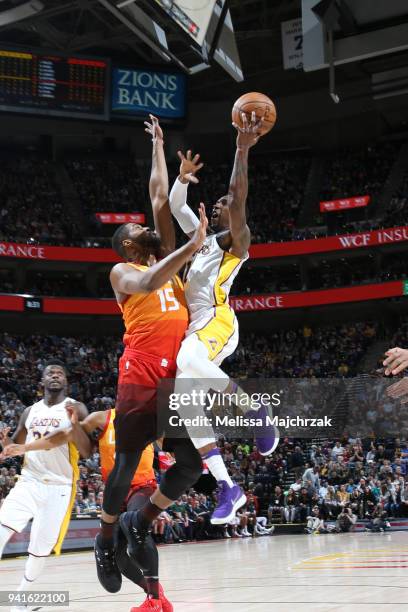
(176, 334, 208, 373)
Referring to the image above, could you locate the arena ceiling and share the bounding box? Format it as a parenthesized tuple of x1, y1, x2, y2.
(0, 0, 407, 129)
(0, 0, 326, 99)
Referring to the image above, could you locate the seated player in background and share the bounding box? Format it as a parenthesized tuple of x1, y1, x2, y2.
(144, 113, 279, 525)
(0, 361, 89, 612)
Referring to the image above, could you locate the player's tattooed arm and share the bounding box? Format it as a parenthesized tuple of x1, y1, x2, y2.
(225, 111, 262, 258)
(110, 203, 208, 294)
(145, 114, 176, 256)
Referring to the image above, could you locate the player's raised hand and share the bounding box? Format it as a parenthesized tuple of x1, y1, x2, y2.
(189, 203, 208, 252)
(177, 150, 204, 184)
(233, 111, 263, 149)
(383, 347, 408, 375)
(144, 114, 164, 142)
(0, 426, 11, 447)
(0, 442, 26, 459)
(65, 402, 81, 425)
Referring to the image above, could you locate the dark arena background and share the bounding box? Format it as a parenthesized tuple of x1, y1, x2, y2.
(0, 1, 408, 611)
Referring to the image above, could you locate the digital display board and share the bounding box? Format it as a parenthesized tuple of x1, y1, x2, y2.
(0, 48, 109, 119)
(111, 67, 186, 119)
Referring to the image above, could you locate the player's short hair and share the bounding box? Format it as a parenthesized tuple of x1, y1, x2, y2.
(42, 359, 68, 377)
(112, 224, 131, 259)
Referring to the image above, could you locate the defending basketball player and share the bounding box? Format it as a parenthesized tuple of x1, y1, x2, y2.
(92, 118, 208, 610)
(144, 113, 279, 525)
(0, 361, 89, 612)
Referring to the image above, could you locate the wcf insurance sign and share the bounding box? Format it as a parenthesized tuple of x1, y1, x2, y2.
(111, 67, 186, 119)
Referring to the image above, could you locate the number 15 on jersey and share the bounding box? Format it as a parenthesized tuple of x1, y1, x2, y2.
(156, 288, 180, 312)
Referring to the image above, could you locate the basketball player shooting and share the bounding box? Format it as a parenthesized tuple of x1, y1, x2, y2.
(144, 112, 279, 526)
(0, 361, 89, 612)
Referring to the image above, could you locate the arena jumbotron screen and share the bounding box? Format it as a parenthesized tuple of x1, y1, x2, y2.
(0, 48, 109, 119)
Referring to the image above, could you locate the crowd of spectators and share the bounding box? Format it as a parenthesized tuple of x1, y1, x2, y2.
(0, 141, 405, 251)
(66, 158, 146, 228)
(1, 318, 408, 543)
(384, 167, 408, 228)
(320, 143, 398, 203)
(226, 322, 377, 379)
(0, 157, 81, 245)
(308, 254, 407, 290)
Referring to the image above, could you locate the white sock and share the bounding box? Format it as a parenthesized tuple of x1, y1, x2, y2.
(18, 555, 46, 591)
(0, 524, 13, 558)
(203, 449, 234, 488)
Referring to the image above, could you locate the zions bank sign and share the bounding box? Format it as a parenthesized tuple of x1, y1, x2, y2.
(111, 67, 186, 119)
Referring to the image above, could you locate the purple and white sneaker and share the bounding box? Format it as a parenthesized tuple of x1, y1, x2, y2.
(248, 401, 280, 456)
(210, 481, 247, 525)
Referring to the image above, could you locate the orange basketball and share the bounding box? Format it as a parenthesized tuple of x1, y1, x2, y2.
(232, 92, 276, 136)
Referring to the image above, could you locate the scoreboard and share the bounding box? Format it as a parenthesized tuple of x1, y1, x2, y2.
(0, 49, 109, 119)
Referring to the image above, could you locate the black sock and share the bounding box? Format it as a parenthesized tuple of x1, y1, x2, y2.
(99, 519, 116, 547)
(134, 499, 164, 530)
(146, 576, 159, 599)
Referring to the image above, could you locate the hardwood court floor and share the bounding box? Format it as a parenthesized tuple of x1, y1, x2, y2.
(2, 532, 408, 612)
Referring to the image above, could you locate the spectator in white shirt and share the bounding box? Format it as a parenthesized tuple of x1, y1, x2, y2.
(331, 441, 345, 461)
(302, 465, 321, 492)
(290, 478, 302, 493)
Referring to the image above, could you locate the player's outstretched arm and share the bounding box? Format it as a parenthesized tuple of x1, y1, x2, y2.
(144, 114, 175, 256)
(1, 403, 92, 459)
(80, 410, 107, 435)
(384, 347, 408, 375)
(227, 111, 262, 259)
(110, 203, 208, 295)
(1, 429, 73, 458)
(168, 150, 203, 237)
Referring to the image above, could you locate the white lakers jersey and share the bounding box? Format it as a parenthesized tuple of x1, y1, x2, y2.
(185, 233, 248, 321)
(22, 397, 79, 486)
